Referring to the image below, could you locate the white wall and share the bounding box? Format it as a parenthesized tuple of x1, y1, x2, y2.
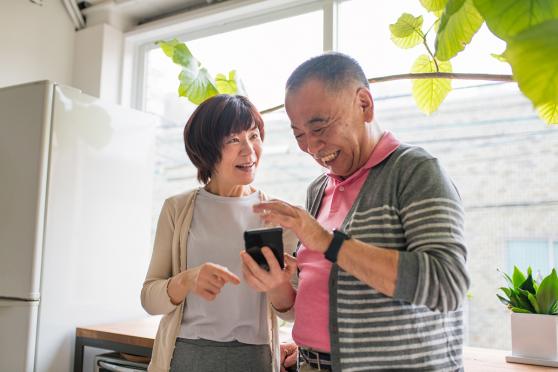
(73, 23, 124, 102)
(0, 0, 75, 89)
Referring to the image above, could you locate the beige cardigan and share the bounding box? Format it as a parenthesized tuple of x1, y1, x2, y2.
(141, 188, 293, 372)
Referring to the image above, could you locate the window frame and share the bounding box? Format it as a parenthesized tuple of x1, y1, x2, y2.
(122, 0, 347, 110)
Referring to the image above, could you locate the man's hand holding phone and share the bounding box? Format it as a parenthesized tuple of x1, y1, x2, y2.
(240, 246, 296, 293)
(241, 226, 298, 312)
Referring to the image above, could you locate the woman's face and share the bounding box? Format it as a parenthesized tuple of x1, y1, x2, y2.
(212, 124, 262, 186)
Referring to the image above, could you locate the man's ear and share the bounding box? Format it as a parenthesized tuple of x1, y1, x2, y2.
(357, 87, 374, 122)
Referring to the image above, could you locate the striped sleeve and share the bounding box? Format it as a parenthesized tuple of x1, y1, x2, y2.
(393, 158, 470, 312)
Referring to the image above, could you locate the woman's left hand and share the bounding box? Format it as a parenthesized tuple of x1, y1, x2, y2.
(253, 199, 331, 253)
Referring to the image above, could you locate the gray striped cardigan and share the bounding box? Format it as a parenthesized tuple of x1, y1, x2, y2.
(305, 143, 469, 372)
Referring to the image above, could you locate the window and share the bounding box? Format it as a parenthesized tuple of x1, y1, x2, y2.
(507, 240, 558, 279)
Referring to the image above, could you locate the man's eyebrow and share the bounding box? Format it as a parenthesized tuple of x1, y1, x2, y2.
(308, 117, 327, 125)
(291, 117, 328, 128)
(290, 116, 328, 130)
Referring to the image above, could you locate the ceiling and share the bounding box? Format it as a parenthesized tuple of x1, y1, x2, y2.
(77, 0, 230, 26)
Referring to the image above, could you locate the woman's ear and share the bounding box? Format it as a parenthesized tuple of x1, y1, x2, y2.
(357, 87, 374, 123)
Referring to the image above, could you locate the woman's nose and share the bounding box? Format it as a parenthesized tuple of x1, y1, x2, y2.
(240, 139, 255, 155)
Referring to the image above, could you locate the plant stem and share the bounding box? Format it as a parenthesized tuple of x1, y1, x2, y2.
(260, 72, 514, 115)
(368, 72, 514, 83)
(423, 36, 439, 72)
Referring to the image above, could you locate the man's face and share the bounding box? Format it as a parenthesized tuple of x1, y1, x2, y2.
(285, 79, 374, 178)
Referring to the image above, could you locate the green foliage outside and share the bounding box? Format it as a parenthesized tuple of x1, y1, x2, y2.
(498, 266, 558, 315)
(157, 1, 558, 124)
(390, 0, 558, 124)
(156, 39, 246, 105)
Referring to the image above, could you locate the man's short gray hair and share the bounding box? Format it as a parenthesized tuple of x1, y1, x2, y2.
(286, 52, 369, 93)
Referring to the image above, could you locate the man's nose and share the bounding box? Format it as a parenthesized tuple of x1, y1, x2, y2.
(306, 136, 323, 156)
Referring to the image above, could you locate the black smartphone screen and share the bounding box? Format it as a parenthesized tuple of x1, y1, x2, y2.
(244, 227, 284, 270)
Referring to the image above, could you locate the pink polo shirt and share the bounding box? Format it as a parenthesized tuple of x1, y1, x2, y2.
(292, 131, 400, 352)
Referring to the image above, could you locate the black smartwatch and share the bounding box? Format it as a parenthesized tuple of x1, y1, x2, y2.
(324, 229, 350, 263)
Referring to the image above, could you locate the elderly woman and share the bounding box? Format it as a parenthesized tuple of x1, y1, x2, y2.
(141, 94, 296, 372)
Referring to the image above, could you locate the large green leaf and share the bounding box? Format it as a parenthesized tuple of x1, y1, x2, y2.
(420, 0, 449, 12)
(178, 67, 219, 105)
(435, 0, 484, 61)
(505, 20, 558, 111)
(473, 0, 558, 41)
(536, 269, 558, 314)
(537, 102, 558, 125)
(157, 39, 220, 105)
(157, 39, 198, 72)
(411, 55, 452, 114)
(389, 13, 424, 49)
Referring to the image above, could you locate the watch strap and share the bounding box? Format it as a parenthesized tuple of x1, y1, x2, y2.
(324, 229, 350, 263)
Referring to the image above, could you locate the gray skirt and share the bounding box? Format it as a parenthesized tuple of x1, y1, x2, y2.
(170, 338, 272, 372)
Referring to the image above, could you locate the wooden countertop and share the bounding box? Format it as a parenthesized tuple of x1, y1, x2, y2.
(76, 316, 554, 371)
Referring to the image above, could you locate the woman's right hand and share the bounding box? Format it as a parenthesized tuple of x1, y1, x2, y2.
(168, 263, 240, 304)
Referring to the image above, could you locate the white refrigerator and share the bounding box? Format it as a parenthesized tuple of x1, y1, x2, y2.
(0, 81, 157, 372)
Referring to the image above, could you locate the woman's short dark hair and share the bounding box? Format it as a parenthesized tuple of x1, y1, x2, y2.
(183, 94, 264, 184)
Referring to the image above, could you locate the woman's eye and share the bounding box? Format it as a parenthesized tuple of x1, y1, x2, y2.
(250, 133, 260, 140)
(227, 137, 240, 144)
(312, 127, 324, 134)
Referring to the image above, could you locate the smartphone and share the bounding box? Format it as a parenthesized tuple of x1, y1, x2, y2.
(244, 227, 284, 270)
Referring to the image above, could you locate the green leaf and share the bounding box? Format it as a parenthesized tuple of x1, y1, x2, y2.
(435, 0, 484, 61)
(156, 39, 183, 58)
(499, 268, 514, 288)
(420, 0, 449, 12)
(536, 268, 558, 314)
(215, 70, 247, 96)
(497, 294, 510, 306)
(527, 292, 540, 313)
(505, 20, 558, 111)
(178, 67, 219, 105)
(512, 266, 526, 288)
(510, 307, 532, 314)
(411, 55, 452, 114)
(520, 273, 536, 295)
(500, 287, 512, 298)
(389, 13, 424, 49)
(215, 72, 237, 94)
(536, 102, 558, 125)
(513, 290, 535, 312)
(157, 38, 221, 105)
(473, 0, 558, 41)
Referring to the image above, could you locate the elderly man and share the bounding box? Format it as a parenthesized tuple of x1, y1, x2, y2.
(241, 52, 470, 371)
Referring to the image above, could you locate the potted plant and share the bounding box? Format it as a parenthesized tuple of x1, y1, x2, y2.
(498, 266, 558, 367)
